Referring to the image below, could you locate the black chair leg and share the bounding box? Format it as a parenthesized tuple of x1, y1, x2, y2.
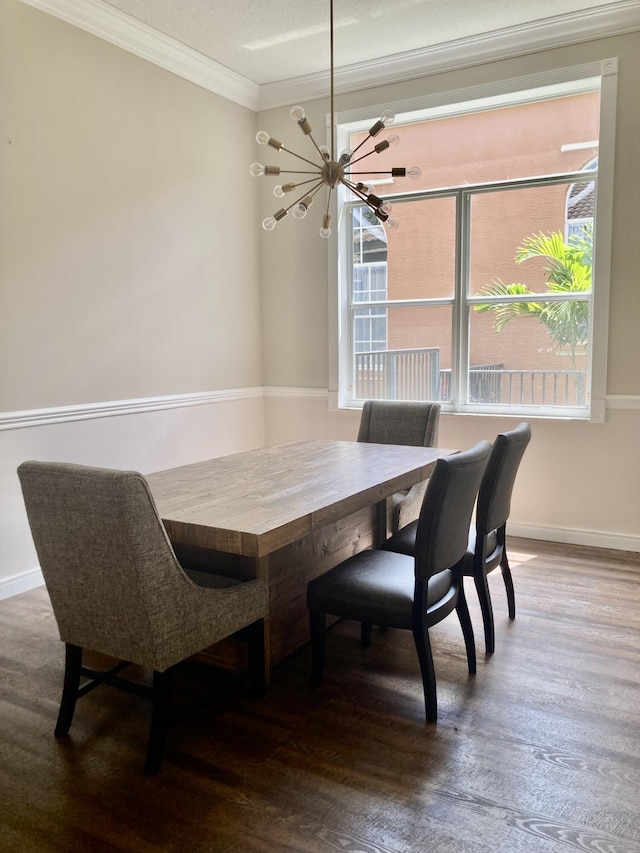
(55, 643, 82, 737)
(247, 619, 266, 698)
(501, 551, 516, 620)
(144, 669, 172, 775)
(360, 621, 372, 648)
(474, 570, 496, 655)
(412, 620, 437, 724)
(309, 610, 326, 688)
(455, 585, 477, 675)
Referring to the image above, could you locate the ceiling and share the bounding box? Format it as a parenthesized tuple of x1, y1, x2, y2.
(99, 0, 630, 86)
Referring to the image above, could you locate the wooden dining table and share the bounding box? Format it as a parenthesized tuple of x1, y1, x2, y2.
(146, 439, 451, 673)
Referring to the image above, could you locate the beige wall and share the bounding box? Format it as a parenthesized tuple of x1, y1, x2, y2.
(260, 33, 640, 549)
(1, 0, 263, 411)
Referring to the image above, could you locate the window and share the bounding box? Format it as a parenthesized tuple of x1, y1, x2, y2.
(332, 60, 616, 420)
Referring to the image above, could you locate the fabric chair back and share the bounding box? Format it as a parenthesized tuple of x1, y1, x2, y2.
(357, 400, 440, 447)
(476, 422, 532, 536)
(17, 461, 204, 667)
(414, 441, 492, 582)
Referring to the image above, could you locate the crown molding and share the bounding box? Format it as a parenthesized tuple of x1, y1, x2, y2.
(18, 0, 260, 110)
(18, 0, 640, 112)
(258, 0, 640, 110)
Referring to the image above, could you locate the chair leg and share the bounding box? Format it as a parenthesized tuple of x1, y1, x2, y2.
(501, 550, 516, 620)
(412, 620, 437, 724)
(360, 621, 372, 648)
(474, 569, 496, 655)
(455, 584, 477, 675)
(144, 669, 173, 775)
(55, 643, 82, 737)
(309, 610, 326, 688)
(247, 619, 266, 699)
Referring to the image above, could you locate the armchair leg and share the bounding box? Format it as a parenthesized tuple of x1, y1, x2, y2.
(309, 610, 326, 688)
(501, 551, 516, 620)
(247, 619, 266, 699)
(144, 669, 173, 775)
(412, 620, 437, 724)
(455, 584, 477, 675)
(55, 643, 82, 737)
(474, 570, 496, 655)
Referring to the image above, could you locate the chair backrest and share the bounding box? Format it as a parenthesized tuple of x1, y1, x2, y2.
(476, 422, 532, 536)
(17, 460, 196, 664)
(357, 400, 441, 447)
(414, 441, 492, 580)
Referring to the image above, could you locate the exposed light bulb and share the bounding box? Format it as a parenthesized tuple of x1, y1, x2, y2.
(255, 131, 270, 145)
(407, 166, 422, 180)
(385, 217, 399, 231)
(262, 216, 277, 231)
(273, 185, 285, 198)
(380, 201, 393, 215)
(293, 204, 308, 220)
(387, 134, 400, 148)
(319, 145, 330, 160)
(381, 110, 395, 126)
(290, 105, 306, 122)
(249, 162, 265, 177)
(320, 214, 332, 238)
(339, 149, 353, 165)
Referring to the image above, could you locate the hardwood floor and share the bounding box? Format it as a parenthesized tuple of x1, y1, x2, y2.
(1, 538, 639, 853)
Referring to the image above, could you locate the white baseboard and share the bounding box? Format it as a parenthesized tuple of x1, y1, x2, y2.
(509, 523, 640, 554)
(0, 568, 44, 601)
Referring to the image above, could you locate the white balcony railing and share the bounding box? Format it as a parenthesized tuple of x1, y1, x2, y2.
(355, 349, 586, 407)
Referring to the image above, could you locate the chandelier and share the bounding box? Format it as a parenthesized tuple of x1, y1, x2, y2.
(249, 0, 421, 238)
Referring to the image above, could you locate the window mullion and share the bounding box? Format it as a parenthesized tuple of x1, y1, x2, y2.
(453, 190, 470, 409)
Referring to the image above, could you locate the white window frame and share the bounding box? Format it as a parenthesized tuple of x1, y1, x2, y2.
(328, 59, 617, 422)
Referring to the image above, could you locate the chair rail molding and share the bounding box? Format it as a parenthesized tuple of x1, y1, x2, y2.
(606, 394, 640, 410)
(0, 388, 264, 432)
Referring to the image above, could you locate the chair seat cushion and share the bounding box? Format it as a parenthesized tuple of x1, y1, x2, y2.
(183, 569, 248, 590)
(307, 549, 453, 629)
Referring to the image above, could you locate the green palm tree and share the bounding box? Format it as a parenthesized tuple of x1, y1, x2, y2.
(475, 225, 592, 369)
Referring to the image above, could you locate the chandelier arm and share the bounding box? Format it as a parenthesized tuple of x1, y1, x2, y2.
(349, 134, 375, 158)
(324, 186, 333, 218)
(345, 148, 384, 167)
(306, 132, 329, 161)
(282, 180, 326, 214)
(283, 177, 327, 190)
(277, 170, 324, 175)
(340, 179, 369, 203)
(279, 146, 325, 169)
(347, 170, 398, 175)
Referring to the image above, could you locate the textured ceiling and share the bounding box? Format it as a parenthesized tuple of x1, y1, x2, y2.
(100, 0, 629, 85)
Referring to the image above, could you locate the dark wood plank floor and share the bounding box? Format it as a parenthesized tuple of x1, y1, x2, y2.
(1, 538, 639, 853)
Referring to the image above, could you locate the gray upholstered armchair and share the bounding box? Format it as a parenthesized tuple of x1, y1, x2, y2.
(357, 400, 441, 532)
(17, 460, 268, 773)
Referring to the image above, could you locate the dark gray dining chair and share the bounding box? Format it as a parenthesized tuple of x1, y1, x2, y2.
(357, 400, 441, 533)
(383, 422, 532, 654)
(17, 460, 268, 774)
(307, 441, 491, 723)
